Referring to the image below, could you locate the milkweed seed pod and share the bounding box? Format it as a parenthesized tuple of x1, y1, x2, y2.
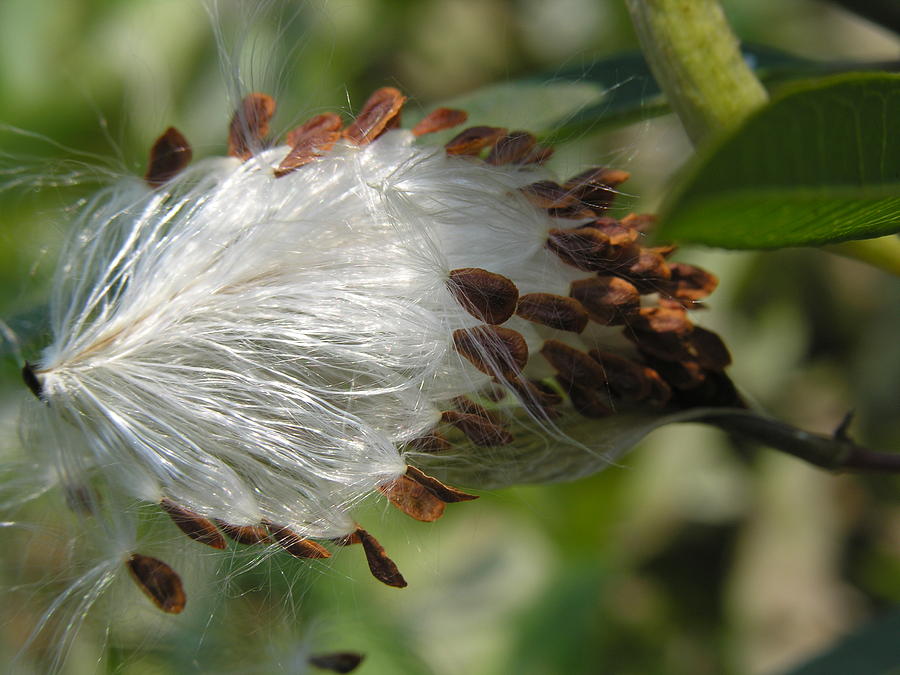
(19, 87, 737, 608)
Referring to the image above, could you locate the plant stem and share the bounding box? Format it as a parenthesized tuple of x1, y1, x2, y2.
(698, 410, 900, 474)
(625, 0, 768, 145)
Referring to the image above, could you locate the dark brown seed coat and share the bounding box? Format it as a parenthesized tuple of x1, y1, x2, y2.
(126, 553, 186, 614)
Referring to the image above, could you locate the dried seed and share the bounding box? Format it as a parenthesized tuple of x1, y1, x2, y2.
(405, 432, 451, 453)
(266, 524, 331, 559)
(453, 325, 528, 375)
(516, 293, 589, 333)
(624, 249, 672, 293)
(405, 465, 478, 503)
(570, 276, 640, 325)
(160, 499, 226, 550)
(522, 144, 554, 165)
(145, 127, 192, 187)
(586, 218, 640, 248)
(587, 350, 651, 402)
(452, 395, 503, 423)
(126, 553, 186, 614)
(540, 339, 608, 390)
(22, 362, 43, 401)
(561, 167, 630, 214)
(285, 113, 343, 146)
(444, 126, 507, 155)
(448, 268, 519, 324)
(331, 532, 362, 547)
(690, 326, 732, 371)
(411, 107, 469, 136)
(626, 307, 695, 363)
(631, 306, 693, 337)
(568, 385, 613, 418)
(64, 484, 97, 515)
(620, 213, 658, 233)
(215, 521, 271, 545)
(308, 652, 365, 673)
(666, 263, 719, 302)
(547, 227, 636, 272)
(354, 528, 407, 588)
(228, 93, 276, 160)
(521, 181, 590, 217)
(642, 367, 672, 407)
(651, 244, 679, 259)
(442, 410, 514, 446)
(565, 167, 631, 190)
(275, 113, 343, 177)
(377, 475, 446, 522)
(670, 370, 743, 408)
(486, 131, 537, 165)
(506, 376, 563, 418)
(644, 356, 707, 390)
(343, 87, 407, 145)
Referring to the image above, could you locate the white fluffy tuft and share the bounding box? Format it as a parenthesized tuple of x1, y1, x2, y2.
(31, 130, 581, 537)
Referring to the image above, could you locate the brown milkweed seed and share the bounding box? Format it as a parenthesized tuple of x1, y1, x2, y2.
(22, 362, 43, 401)
(343, 87, 407, 145)
(523, 144, 555, 165)
(505, 376, 563, 418)
(570, 276, 640, 325)
(448, 268, 519, 325)
(620, 213, 658, 232)
(486, 131, 537, 165)
(160, 499, 226, 550)
(540, 339, 608, 390)
(145, 127, 192, 187)
(354, 528, 407, 588)
(521, 181, 585, 216)
(516, 293, 589, 333)
(266, 524, 331, 559)
(642, 367, 673, 407)
(666, 263, 719, 302)
(377, 475, 446, 522)
(405, 466, 479, 503)
(444, 126, 507, 155)
(547, 227, 617, 272)
(561, 167, 630, 214)
(564, 167, 631, 190)
(411, 107, 469, 136)
(126, 553, 186, 614)
(406, 432, 452, 453)
(568, 385, 613, 418)
(587, 218, 640, 249)
(452, 395, 503, 423)
(442, 410, 514, 446)
(453, 326, 528, 375)
(587, 350, 651, 402)
(690, 326, 732, 371)
(308, 652, 365, 673)
(215, 521, 272, 545)
(228, 93, 276, 160)
(275, 113, 343, 177)
(285, 113, 343, 146)
(625, 249, 672, 293)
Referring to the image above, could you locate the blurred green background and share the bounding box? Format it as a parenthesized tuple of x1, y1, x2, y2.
(1, 1, 898, 673)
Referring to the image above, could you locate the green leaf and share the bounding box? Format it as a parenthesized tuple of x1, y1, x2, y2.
(418, 49, 898, 142)
(657, 73, 900, 249)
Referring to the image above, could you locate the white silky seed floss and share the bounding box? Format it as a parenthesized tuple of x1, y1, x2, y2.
(24, 128, 594, 540)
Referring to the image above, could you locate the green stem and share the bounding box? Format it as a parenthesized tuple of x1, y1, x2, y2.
(625, 0, 768, 145)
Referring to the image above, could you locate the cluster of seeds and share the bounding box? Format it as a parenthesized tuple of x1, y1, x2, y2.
(28, 86, 738, 617)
